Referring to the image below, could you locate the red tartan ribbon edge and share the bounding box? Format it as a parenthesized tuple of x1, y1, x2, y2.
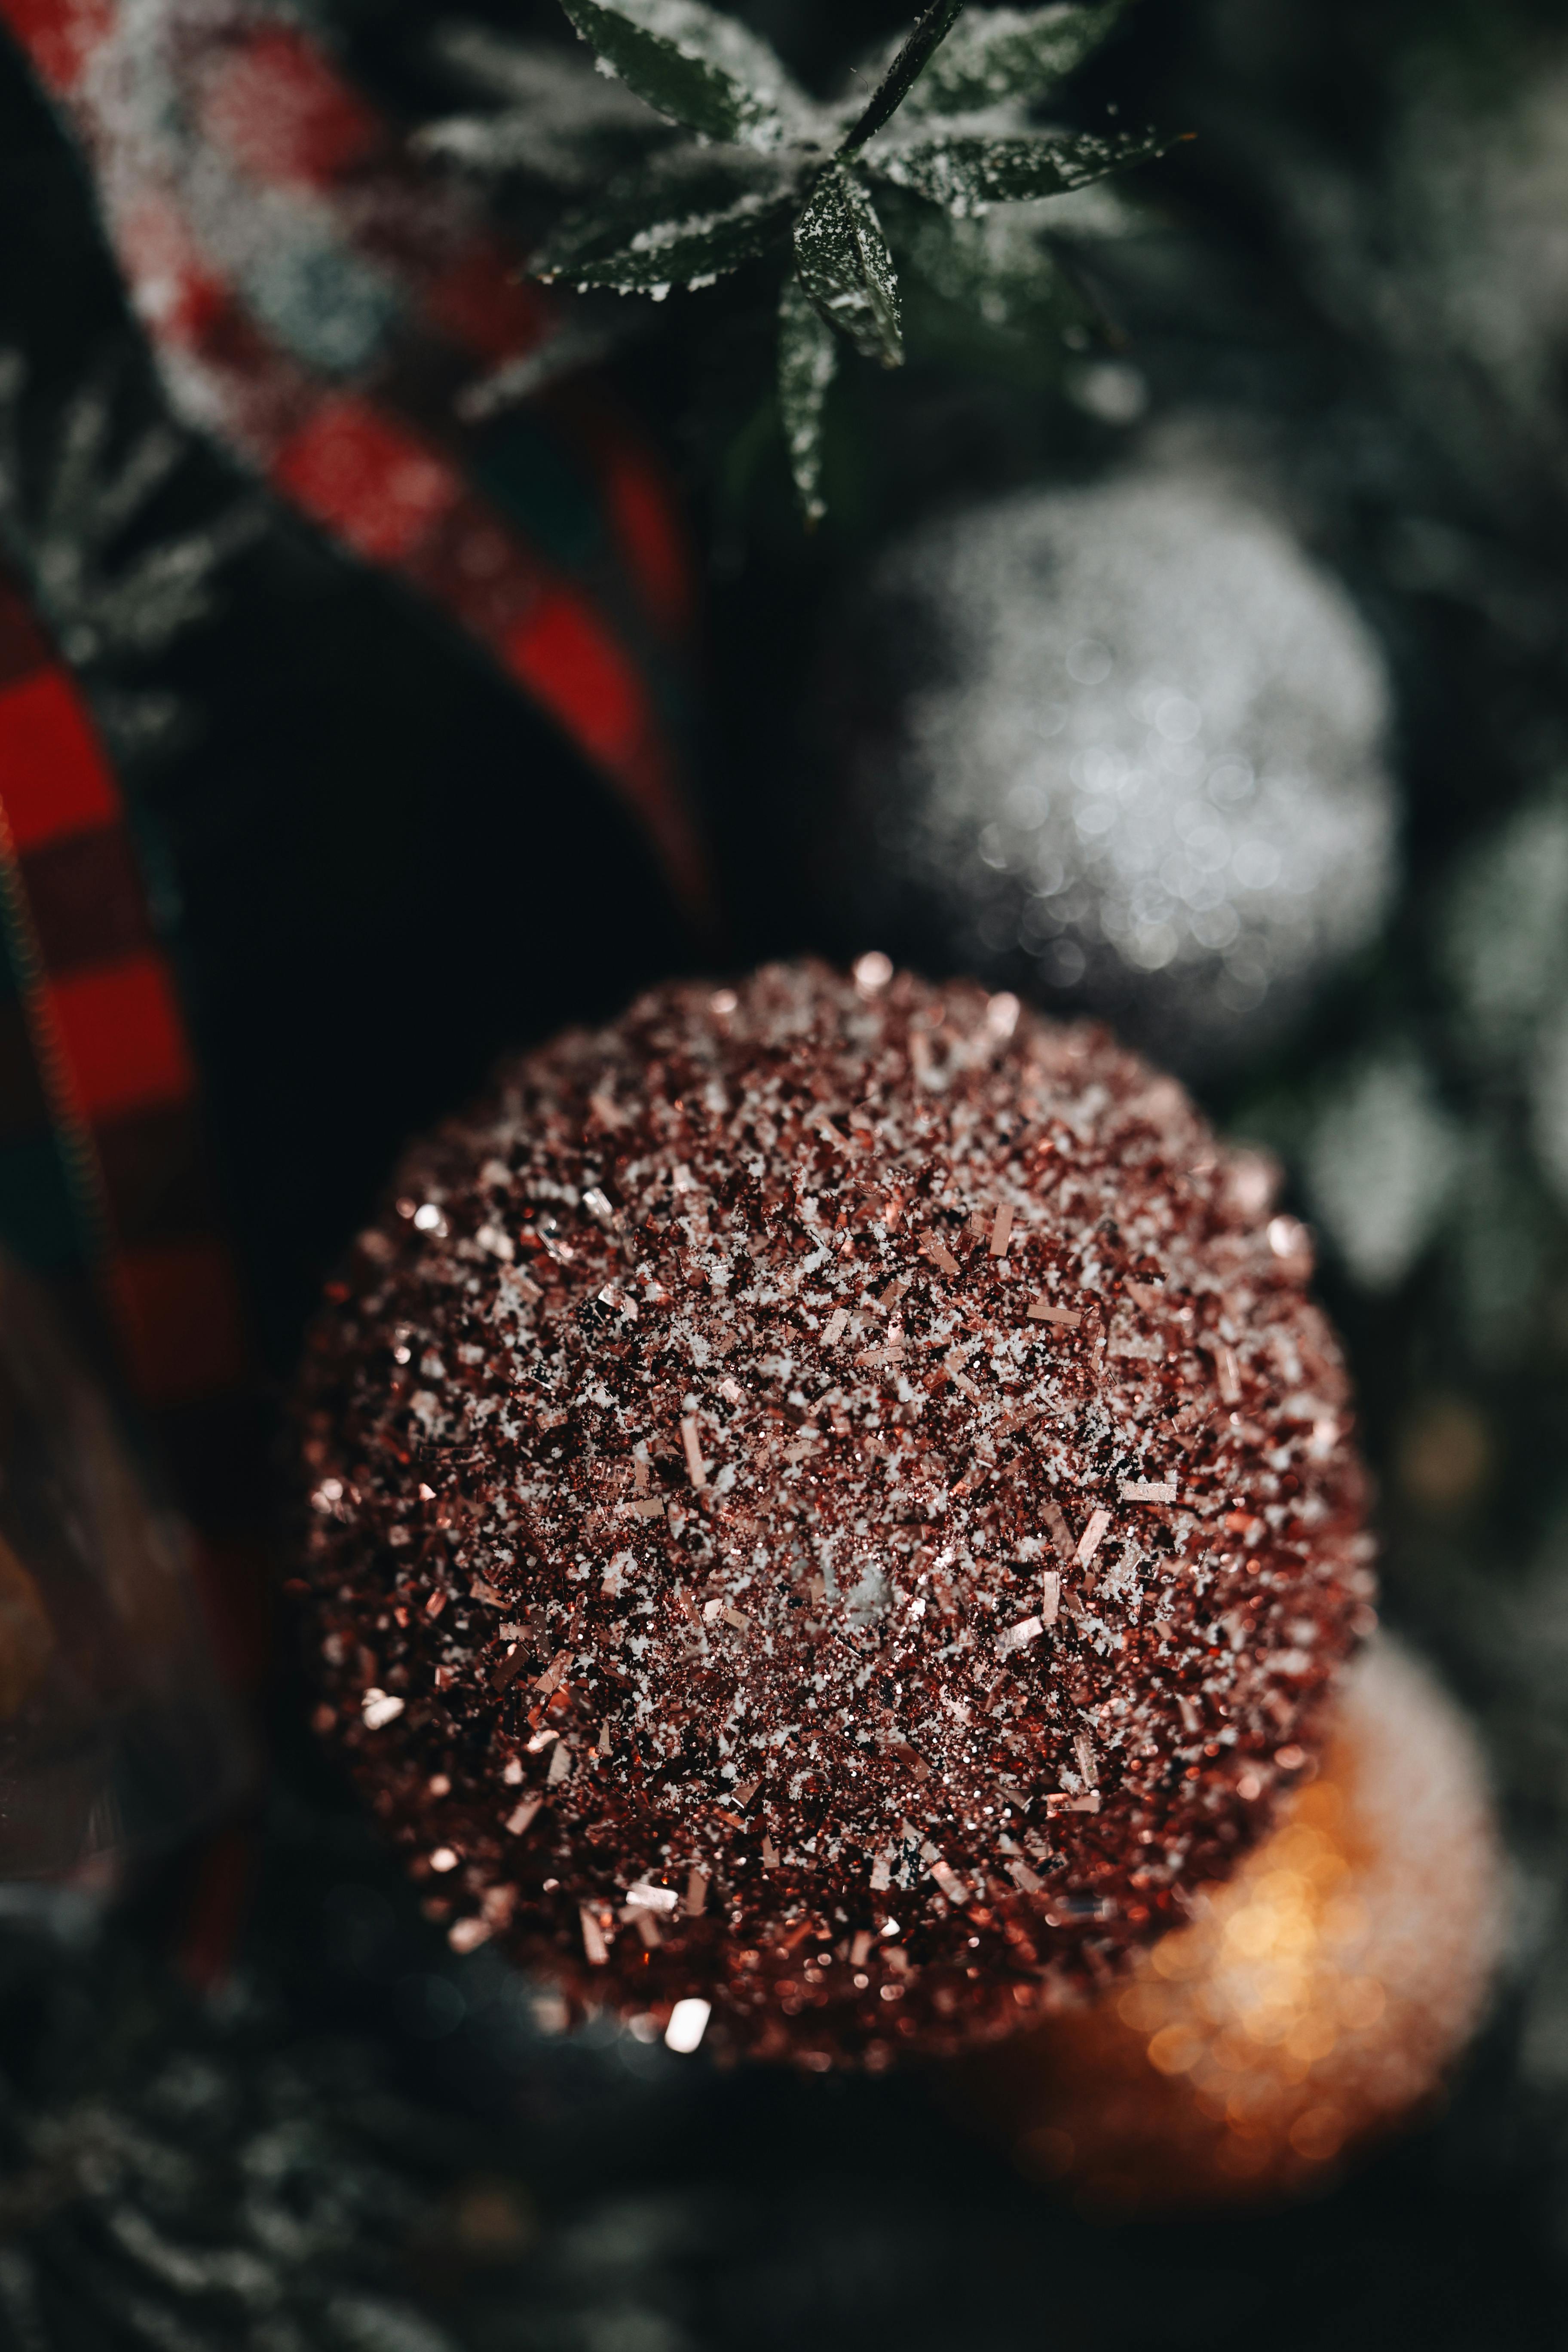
(0, 569, 248, 1415)
(0, 0, 715, 924)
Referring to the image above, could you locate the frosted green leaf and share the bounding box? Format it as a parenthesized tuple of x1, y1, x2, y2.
(777, 272, 839, 522)
(795, 164, 903, 366)
(891, 196, 1085, 366)
(417, 28, 672, 187)
(532, 147, 799, 293)
(557, 0, 808, 150)
(869, 125, 1168, 216)
(896, 0, 1131, 116)
(839, 0, 965, 153)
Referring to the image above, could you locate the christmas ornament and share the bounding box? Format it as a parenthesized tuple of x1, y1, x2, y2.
(820, 465, 1399, 1071)
(0, 1250, 246, 1876)
(0, 0, 709, 916)
(943, 1636, 1504, 2209)
(294, 959, 1371, 2067)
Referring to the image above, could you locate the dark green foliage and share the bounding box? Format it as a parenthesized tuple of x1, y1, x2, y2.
(533, 145, 804, 294)
(794, 165, 903, 369)
(553, 0, 806, 147)
(527, 0, 1168, 514)
(838, 0, 966, 151)
(889, 0, 1134, 115)
(871, 124, 1169, 214)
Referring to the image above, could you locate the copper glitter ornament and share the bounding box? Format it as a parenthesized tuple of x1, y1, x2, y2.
(944, 1638, 1504, 2207)
(821, 466, 1398, 1072)
(294, 962, 1372, 2065)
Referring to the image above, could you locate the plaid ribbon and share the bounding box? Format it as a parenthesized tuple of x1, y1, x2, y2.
(0, 561, 270, 1574)
(0, 0, 711, 921)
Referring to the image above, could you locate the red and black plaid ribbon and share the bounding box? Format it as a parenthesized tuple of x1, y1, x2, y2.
(0, 0, 711, 921)
(0, 560, 247, 1408)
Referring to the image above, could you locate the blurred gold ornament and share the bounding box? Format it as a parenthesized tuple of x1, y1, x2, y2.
(942, 1639, 1505, 2210)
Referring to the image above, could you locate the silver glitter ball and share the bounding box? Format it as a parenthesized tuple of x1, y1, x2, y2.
(823, 466, 1400, 1070)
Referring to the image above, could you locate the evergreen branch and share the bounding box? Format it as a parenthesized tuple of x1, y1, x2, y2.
(510, 0, 1170, 516)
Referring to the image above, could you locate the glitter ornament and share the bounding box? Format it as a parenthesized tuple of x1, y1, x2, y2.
(295, 962, 1371, 2067)
(822, 468, 1398, 1071)
(944, 1637, 1504, 2210)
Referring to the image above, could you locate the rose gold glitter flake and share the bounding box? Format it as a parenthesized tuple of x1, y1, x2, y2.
(991, 1203, 1015, 1258)
(1028, 1298, 1083, 1326)
(1076, 1509, 1112, 1565)
(626, 1881, 680, 1914)
(680, 1417, 708, 1490)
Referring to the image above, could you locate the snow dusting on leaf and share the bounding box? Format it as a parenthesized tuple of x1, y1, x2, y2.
(557, 0, 813, 150)
(795, 165, 904, 367)
(777, 273, 839, 524)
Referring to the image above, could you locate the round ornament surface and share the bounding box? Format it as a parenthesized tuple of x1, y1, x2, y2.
(943, 1637, 1504, 2208)
(822, 469, 1398, 1071)
(295, 961, 1371, 2065)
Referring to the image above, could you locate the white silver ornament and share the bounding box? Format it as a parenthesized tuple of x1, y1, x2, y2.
(827, 465, 1400, 1068)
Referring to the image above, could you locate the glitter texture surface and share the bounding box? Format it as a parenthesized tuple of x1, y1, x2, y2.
(294, 962, 1371, 2066)
(946, 1637, 1504, 2208)
(824, 469, 1398, 1070)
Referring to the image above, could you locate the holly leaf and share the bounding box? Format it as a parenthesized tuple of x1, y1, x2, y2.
(777, 273, 839, 523)
(868, 125, 1170, 216)
(556, 0, 807, 150)
(532, 147, 800, 293)
(839, 0, 965, 153)
(795, 164, 903, 366)
(897, 0, 1131, 116)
